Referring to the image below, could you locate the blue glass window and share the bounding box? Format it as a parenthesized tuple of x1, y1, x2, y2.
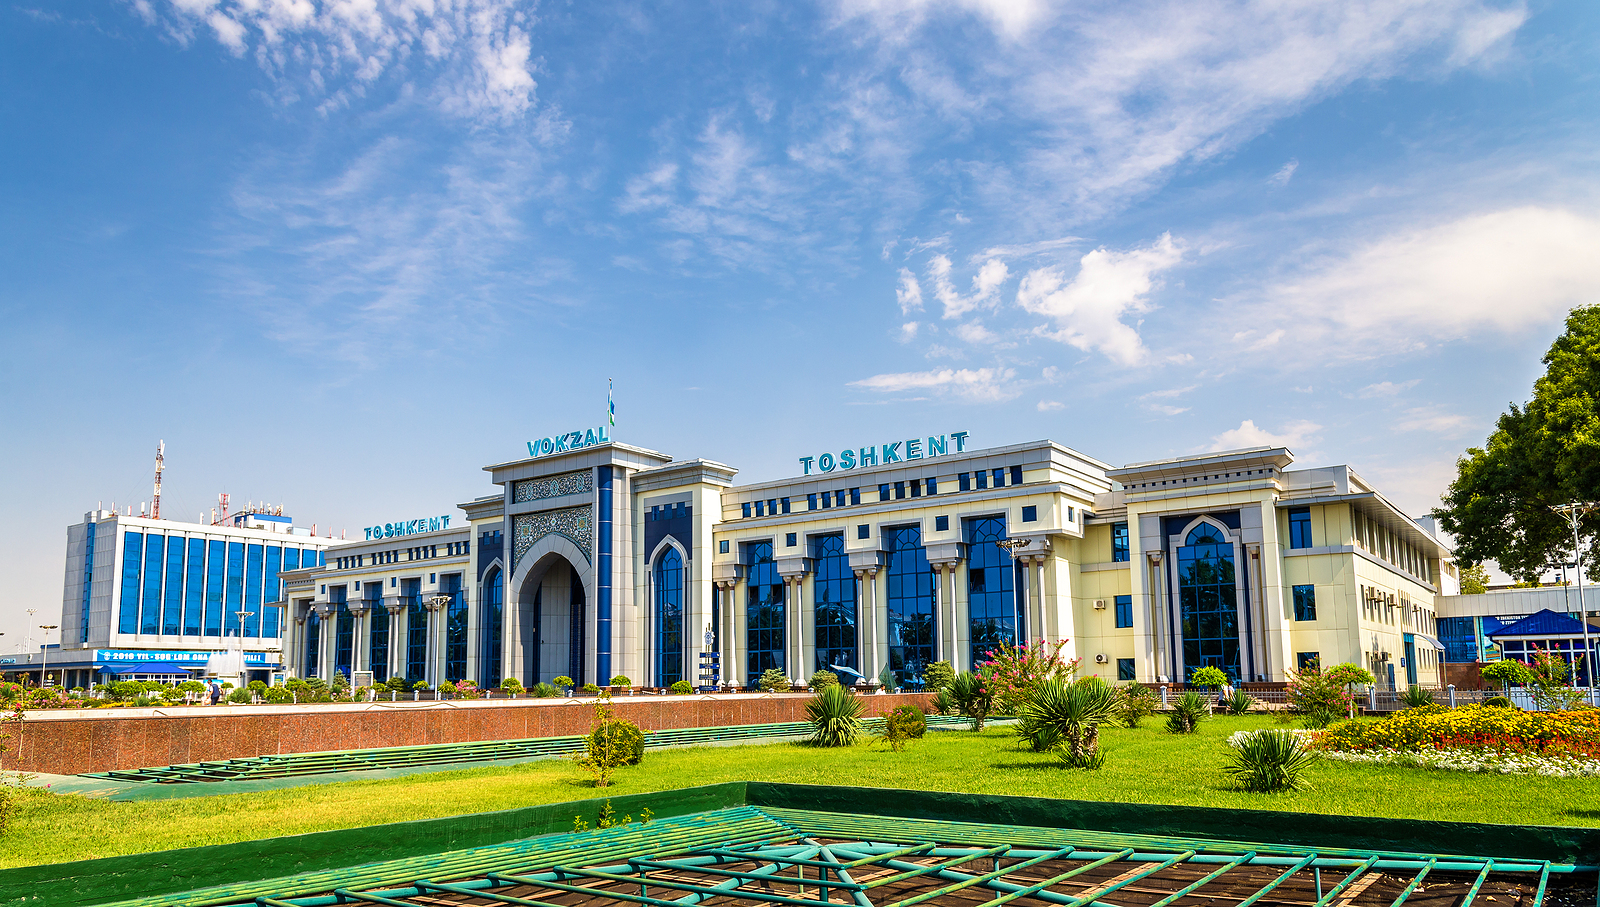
(1297, 652, 1320, 673)
(935, 515, 949, 532)
(405, 578, 426, 681)
(481, 568, 503, 687)
(245, 544, 264, 637)
(118, 531, 143, 634)
(1021, 505, 1037, 523)
(204, 539, 225, 636)
(1114, 594, 1133, 629)
(850, 488, 861, 505)
(719, 540, 729, 554)
(959, 473, 971, 492)
(367, 583, 388, 683)
(284, 547, 301, 574)
(80, 521, 96, 644)
(1010, 466, 1023, 485)
(894, 481, 905, 499)
(879, 484, 891, 501)
(975, 470, 988, 490)
(964, 517, 1015, 667)
(654, 548, 684, 686)
(1288, 507, 1312, 549)
(786, 532, 797, 547)
(1293, 584, 1317, 621)
(745, 541, 785, 685)
(303, 608, 321, 678)
(163, 537, 184, 635)
(807, 493, 818, 510)
(1117, 657, 1136, 681)
(1177, 523, 1239, 681)
(993, 468, 1006, 487)
(926, 477, 937, 495)
(1438, 616, 1478, 663)
(812, 534, 856, 674)
(332, 585, 353, 678)
(263, 546, 282, 638)
(742, 502, 752, 518)
(444, 574, 467, 682)
(225, 542, 245, 637)
(858, 524, 870, 540)
(141, 534, 164, 634)
(1111, 522, 1129, 562)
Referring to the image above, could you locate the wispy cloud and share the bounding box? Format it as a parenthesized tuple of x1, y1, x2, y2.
(1015, 233, 1184, 366)
(1359, 380, 1422, 398)
(1269, 159, 1299, 187)
(1209, 419, 1321, 452)
(849, 366, 1023, 401)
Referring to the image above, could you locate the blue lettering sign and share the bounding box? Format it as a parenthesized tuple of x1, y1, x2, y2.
(819, 452, 836, 472)
(840, 448, 856, 469)
(364, 515, 453, 540)
(795, 432, 968, 477)
(527, 425, 611, 460)
(881, 442, 902, 464)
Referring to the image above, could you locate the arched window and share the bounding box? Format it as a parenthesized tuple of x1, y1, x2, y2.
(884, 526, 935, 686)
(654, 548, 684, 687)
(1186, 524, 1226, 545)
(1177, 521, 1238, 680)
(480, 568, 503, 688)
(965, 515, 1018, 667)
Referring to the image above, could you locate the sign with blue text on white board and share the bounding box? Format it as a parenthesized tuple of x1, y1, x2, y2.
(798, 431, 970, 475)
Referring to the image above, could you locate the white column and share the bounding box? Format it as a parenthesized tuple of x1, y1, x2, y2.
(387, 601, 405, 681)
(799, 573, 816, 683)
(290, 614, 305, 679)
(866, 567, 883, 682)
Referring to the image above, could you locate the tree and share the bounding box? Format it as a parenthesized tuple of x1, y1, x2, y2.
(1324, 663, 1375, 719)
(1435, 306, 1600, 583)
(1459, 564, 1490, 595)
(1190, 666, 1229, 690)
(1480, 659, 1534, 693)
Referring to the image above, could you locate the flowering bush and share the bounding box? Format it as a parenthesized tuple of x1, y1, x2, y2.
(1321, 747, 1600, 777)
(1318, 705, 1600, 760)
(975, 639, 1078, 715)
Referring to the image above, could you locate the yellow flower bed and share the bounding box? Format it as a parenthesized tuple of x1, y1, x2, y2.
(1319, 704, 1600, 757)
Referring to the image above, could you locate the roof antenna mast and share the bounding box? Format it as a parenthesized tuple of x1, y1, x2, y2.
(152, 440, 165, 520)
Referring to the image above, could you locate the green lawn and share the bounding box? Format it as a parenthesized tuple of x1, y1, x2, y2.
(6, 715, 1598, 869)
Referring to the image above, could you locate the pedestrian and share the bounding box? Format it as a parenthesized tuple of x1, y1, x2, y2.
(1220, 678, 1235, 703)
(209, 681, 221, 705)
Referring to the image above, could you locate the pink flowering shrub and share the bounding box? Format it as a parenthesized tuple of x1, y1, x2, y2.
(975, 639, 1079, 715)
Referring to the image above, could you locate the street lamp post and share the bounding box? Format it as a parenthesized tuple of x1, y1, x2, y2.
(38, 624, 59, 689)
(995, 538, 1034, 645)
(235, 609, 253, 690)
(1551, 502, 1598, 691)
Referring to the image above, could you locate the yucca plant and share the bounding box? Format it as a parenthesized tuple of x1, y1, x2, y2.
(1223, 729, 1317, 792)
(806, 683, 864, 747)
(944, 671, 994, 731)
(1024, 676, 1117, 768)
(1167, 690, 1208, 733)
(1400, 685, 1435, 709)
(1015, 715, 1063, 753)
(1224, 688, 1253, 715)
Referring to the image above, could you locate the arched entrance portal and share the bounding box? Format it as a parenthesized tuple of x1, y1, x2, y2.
(512, 551, 590, 687)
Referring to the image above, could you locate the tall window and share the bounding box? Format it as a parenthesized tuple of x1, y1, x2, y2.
(331, 586, 353, 678)
(654, 548, 685, 687)
(244, 543, 264, 637)
(1111, 522, 1130, 562)
(367, 584, 388, 683)
(118, 531, 143, 634)
(745, 541, 785, 685)
(1288, 507, 1312, 549)
(1177, 523, 1240, 681)
(303, 608, 321, 678)
(812, 534, 857, 673)
(1114, 594, 1133, 629)
(184, 537, 205, 636)
(884, 526, 935, 685)
(162, 538, 184, 635)
(141, 534, 164, 634)
(405, 578, 426, 681)
(224, 542, 245, 637)
(444, 574, 467, 682)
(964, 517, 1016, 667)
(1292, 584, 1317, 621)
(481, 568, 503, 688)
(1117, 657, 1136, 681)
(204, 539, 225, 637)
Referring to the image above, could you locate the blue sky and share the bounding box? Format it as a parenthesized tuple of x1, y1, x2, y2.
(3, 0, 1599, 643)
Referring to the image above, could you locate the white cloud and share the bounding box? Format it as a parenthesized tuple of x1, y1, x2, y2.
(1016, 233, 1184, 366)
(1037, 399, 1064, 411)
(1359, 379, 1421, 398)
(1142, 385, 1197, 400)
(952, 321, 999, 343)
(1148, 404, 1191, 416)
(1210, 419, 1321, 452)
(896, 267, 924, 314)
(849, 366, 1022, 401)
(1269, 207, 1600, 347)
(136, 0, 543, 122)
(899, 321, 921, 342)
(926, 254, 1009, 320)
(1269, 159, 1299, 187)
(1398, 407, 1474, 435)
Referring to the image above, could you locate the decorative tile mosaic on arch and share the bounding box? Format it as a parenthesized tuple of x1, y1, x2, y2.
(513, 470, 592, 503)
(513, 505, 593, 566)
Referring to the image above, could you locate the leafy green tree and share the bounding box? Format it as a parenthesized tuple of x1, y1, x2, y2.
(1325, 663, 1375, 719)
(1480, 658, 1534, 692)
(1190, 666, 1228, 689)
(1435, 306, 1600, 582)
(1459, 564, 1490, 595)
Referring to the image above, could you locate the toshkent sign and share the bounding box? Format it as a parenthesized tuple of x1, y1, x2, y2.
(799, 431, 970, 475)
(365, 516, 452, 540)
(527, 425, 611, 459)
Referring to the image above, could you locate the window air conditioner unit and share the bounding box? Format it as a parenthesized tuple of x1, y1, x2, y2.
(1093, 599, 1106, 610)
(1095, 654, 1108, 664)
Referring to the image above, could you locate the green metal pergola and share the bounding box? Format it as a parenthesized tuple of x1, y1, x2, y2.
(90, 804, 1595, 907)
(80, 716, 973, 784)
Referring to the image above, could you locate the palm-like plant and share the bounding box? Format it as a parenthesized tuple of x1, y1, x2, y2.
(1024, 676, 1117, 768)
(1400, 685, 1435, 709)
(806, 683, 864, 747)
(1224, 729, 1317, 792)
(945, 671, 994, 731)
(1167, 690, 1208, 733)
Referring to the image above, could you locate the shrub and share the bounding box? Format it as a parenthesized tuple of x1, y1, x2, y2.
(1167, 691, 1208, 734)
(1224, 688, 1254, 715)
(881, 704, 926, 752)
(385, 676, 410, 693)
(159, 687, 183, 703)
(329, 672, 347, 693)
(581, 683, 601, 694)
(1114, 683, 1158, 728)
(806, 684, 864, 747)
(1286, 663, 1349, 729)
(945, 671, 995, 731)
(923, 661, 955, 693)
(975, 640, 1078, 716)
(178, 680, 205, 695)
(109, 680, 143, 702)
(1026, 677, 1117, 769)
(227, 687, 252, 704)
(455, 680, 480, 700)
(1317, 703, 1600, 758)
(1483, 695, 1515, 708)
(553, 675, 575, 690)
(531, 682, 559, 698)
(574, 695, 644, 787)
(412, 681, 431, 692)
(610, 675, 632, 687)
(1016, 714, 1062, 753)
(1190, 666, 1229, 689)
(1481, 659, 1534, 692)
(247, 680, 267, 693)
(263, 685, 293, 704)
(758, 669, 792, 693)
(438, 681, 458, 695)
(1528, 646, 1587, 711)
(1225, 729, 1317, 792)
(930, 688, 955, 716)
(669, 680, 693, 695)
(1400, 685, 1436, 709)
(132, 693, 155, 707)
(809, 671, 839, 690)
(499, 677, 524, 695)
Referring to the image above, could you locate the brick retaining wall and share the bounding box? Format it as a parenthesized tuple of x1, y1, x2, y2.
(3, 692, 936, 775)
